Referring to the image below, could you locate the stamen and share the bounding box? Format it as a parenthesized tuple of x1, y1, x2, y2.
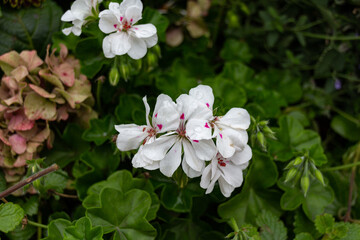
(180, 113, 184, 119)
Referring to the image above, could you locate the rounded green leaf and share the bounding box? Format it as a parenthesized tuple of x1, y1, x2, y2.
(0, 203, 25, 233)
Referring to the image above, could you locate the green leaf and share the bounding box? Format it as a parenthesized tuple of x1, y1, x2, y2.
(140, 7, 169, 42)
(331, 115, 360, 142)
(0, 203, 25, 233)
(268, 115, 327, 165)
(44, 219, 72, 240)
(294, 233, 314, 240)
(218, 151, 281, 226)
(314, 213, 334, 234)
(82, 115, 117, 145)
(255, 210, 287, 240)
(278, 177, 334, 220)
(38, 170, 68, 195)
(115, 94, 145, 124)
(220, 39, 253, 63)
(340, 222, 360, 240)
(44, 123, 90, 168)
(220, 61, 255, 84)
(22, 196, 39, 216)
(63, 217, 103, 240)
(0, 0, 62, 57)
(86, 188, 156, 240)
(293, 210, 321, 238)
(75, 144, 120, 200)
(6, 224, 36, 240)
(83, 170, 159, 221)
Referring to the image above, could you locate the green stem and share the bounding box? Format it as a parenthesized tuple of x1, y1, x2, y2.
(322, 161, 360, 172)
(27, 220, 47, 229)
(96, 79, 103, 113)
(291, 19, 324, 31)
(301, 32, 360, 41)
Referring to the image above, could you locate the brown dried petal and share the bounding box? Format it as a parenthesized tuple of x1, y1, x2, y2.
(9, 134, 27, 154)
(0, 51, 26, 75)
(53, 62, 75, 87)
(0, 129, 10, 146)
(24, 92, 57, 120)
(59, 43, 68, 60)
(26, 141, 42, 154)
(19, 50, 43, 71)
(29, 84, 56, 99)
(10, 66, 28, 82)
(8, 109, 35, 132)
(32, 126, 50, 142)
(39, 69, 64, 89)
(67, 79, 92, 104)
(166, 28, 184, 47)
(56, 105, 69, 121)
(13, 152, 33, 167)
(54, 88, 75, 108)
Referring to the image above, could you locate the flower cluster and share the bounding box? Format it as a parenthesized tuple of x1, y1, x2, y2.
(115, 85, 252, 197)
(61, 0, 158, 60)
(0, 45, 95, 187)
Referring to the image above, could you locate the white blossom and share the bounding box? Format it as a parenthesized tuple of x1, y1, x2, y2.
(61, 0, 102, 36)
(200, 146, 252, 197)
(98, 0, 158, 59)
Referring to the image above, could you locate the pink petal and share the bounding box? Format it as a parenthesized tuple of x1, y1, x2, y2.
(8, 109, 35, 131)
(9, 134, 27, 154)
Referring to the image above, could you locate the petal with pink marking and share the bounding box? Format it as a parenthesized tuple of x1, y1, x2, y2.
(115, 124, 148, 151)
(189, 85, 214, 110)
(219, 108, 251, 130)
(142, 134, 177, 161)
(186, 118, 212, 140)
(159, 140, 182, 177)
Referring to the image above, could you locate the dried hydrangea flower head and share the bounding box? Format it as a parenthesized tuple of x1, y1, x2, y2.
(0, 45, 96, 192)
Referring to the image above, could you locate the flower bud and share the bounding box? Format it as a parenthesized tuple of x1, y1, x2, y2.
(227, 10, 240, 28)
(293, 156, 303, 165)
(109, 65, 120, 86)
(314, 169, 325, 186)
(284, 159, 295, 170)
(153, 45, 161, 58)
(285, 168, 297, 182)
(257, 132, 266, 150)
(301, 175, 310, 196)
(146, 52, 158, 71)
(250, 133, 257, 147)
(120, 64, 130, 82)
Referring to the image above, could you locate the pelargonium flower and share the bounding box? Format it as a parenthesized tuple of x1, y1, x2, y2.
(200, 146, 252, 197)
(141, 92, 216, 178)
(115, 94, 179, 169)
(98, 0, 158, 59)
(61, 0, 103, 36)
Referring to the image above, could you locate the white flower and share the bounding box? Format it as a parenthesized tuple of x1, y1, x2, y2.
(98, 0, 158, 59)
(142, 93, 216, 178)
(61, 0, 102, 36)
(184, 85, 250, 158)
(115, 94, 179, 168)
(200, 146, 252, 197)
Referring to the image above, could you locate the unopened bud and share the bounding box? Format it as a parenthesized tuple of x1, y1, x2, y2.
(227, 10, 240, 28)
(284, 160, 295, 170)
(301, 175, 310, 196)
(257, 132, 266, 150)
(147, 52, 157, 71)
(285, 168, 297, 182)
(109, 65, 120, 86)
(33, 179, 41, 190)
(259, 120, 269, 127)
(120, 64, 129, 82)
(293, 157, 303, 166)
(250, 133, 257, 147)
(314, 169, 325, 186)
(153, 44, 161, 58)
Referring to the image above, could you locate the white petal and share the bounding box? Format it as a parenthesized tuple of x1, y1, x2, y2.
(130, 24, 157, 39)
(186, 119, 212, 141)
(115, 124, 148, 151)
(62, 27, 72, 36)
(200, 164, 212, 189)
(229, 145, 252, 165)
(182, 159, 202, 178)
(144, 34, 158, 48)
(142, 135, 177, 160)
(220, 163, 244, 188)
(218, 177, 235, 197)
(71, 0, 91, 20)
(191, 139, 216, 161)
(111, 32, 131, 55)
(109, 2, 121, 13)
(160, 141, 182, 177)
(102, 35, 116, 58)
(120, 0, 143, 15)
(98, 10, 118, 34)
(143, 161, 160, 170)
(152, 94, 180, 133)
(219, 108, 251, 130)
(142, 96, 151, 126)
(61, 10, 76, 22)
(216, 131, 235, 158)
(205, 171, 221, 194)
(127, 36, 147, 59)
(125, 6, 142, 24)
(189, 85, 214, 110)
(183, 140, 204, 172)
(71, 25, 82, 36)
(176, 94, 213, 121)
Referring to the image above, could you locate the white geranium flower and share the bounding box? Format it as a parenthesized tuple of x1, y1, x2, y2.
(115, 94, 179, 168)
(61, 0, 102, 36)
(200, 146, 252, 197)
(142, 93, 216, 178)
(184, 85, 250, 158)
(98, 0, 158, 59)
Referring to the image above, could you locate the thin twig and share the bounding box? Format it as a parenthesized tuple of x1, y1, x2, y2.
(0, 164, 60, 199)
(1, 197, 8, 203)
(48, 189, 78, 199)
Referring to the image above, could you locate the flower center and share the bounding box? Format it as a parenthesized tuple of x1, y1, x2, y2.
(216, 153, 227, 167)
(113, 17, 134, 32)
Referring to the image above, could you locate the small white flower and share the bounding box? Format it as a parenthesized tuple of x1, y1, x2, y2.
(61, 0, 102, 36)
(98, 0, 158, 59)
(200, 146, 252, 197)
(142, 93, 216, 178)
